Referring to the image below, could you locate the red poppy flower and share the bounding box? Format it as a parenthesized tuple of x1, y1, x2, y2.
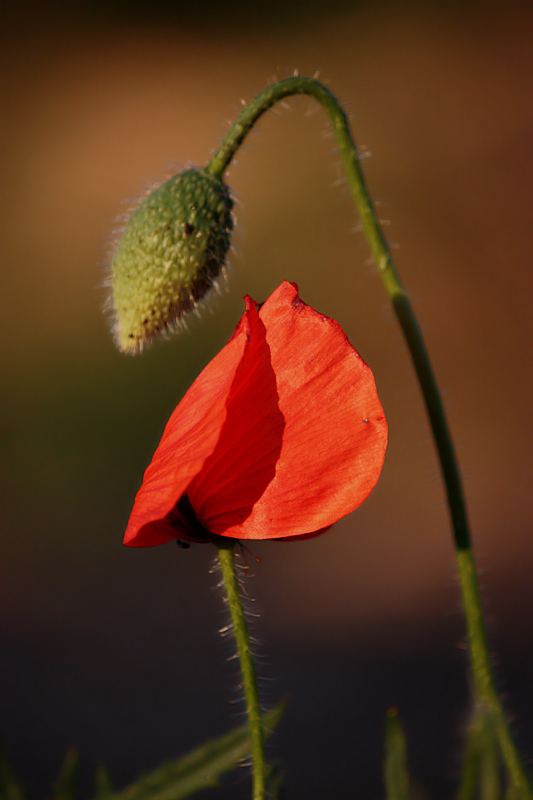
(124, 281, 387, 546)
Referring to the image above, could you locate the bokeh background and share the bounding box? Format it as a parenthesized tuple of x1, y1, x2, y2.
(2, 1, 532, 797)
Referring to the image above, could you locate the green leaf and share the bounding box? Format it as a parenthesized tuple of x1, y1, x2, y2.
(479, 724, 501, 800)
(265, 761, 284, 800)
(0, 740, 26, 800)
(384, 708, 410, 800)
(50, 749, 80, 800)
(91, 704, 285, 800)
(94, 766, 114, 799)
(457, 704, 503, 800)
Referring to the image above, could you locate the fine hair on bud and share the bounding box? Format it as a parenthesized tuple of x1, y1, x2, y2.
(109, 167, 234, 353)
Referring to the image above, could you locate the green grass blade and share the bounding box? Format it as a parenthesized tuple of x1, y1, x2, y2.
(93, 705, 285, 800)
(384, 708, 410, 800)
(265, 761, 284, 800)
(0, 740, 26, 800)
(457, 714, 482, 800)
(50, 749, 80, 800)
(457, 704, 502, 800)
(480, 719, 502, 800)
(94, 765, 114, 799)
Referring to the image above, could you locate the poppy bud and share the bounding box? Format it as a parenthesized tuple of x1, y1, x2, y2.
(110, 167, 234, 353)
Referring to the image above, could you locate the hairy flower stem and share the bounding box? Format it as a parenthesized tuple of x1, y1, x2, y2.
(215, 538, 265, 800)
(208, 77, 532, 794)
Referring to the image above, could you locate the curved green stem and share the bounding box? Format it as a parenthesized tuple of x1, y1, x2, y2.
(215, 538, 265, 800)
(208, 77, 532, 795)
(208, 77, 469, 552)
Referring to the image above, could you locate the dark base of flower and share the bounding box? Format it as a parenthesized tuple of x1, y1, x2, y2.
(165, 494, 212, 543)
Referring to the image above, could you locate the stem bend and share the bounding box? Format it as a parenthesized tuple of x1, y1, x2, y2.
(208, 76, 469, 552)
(208, 77, 532, 794)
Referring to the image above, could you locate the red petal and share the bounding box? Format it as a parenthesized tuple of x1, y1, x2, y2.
(189, 281, 387, 539)
(186, 299, 286, 533)
(125, 281, 387, 546)
(124, 311, 252, 546)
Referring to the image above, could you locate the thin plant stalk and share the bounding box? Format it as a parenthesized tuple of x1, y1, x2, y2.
(215, 538, 265, 800)
(208, 77, 532, 795)
(458, 702, 502, 800)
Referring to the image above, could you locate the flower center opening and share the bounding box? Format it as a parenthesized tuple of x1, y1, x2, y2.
(166, 493, 211, 543)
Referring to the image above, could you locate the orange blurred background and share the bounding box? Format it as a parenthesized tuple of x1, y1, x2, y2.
(2, 1, 532, 797)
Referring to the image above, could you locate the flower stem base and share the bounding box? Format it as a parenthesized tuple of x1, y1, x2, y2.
(215, 538, 266, 800)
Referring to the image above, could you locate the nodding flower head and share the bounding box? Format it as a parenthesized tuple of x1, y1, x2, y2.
(110, 167, 234, 353)
(124, 281, 388, 547)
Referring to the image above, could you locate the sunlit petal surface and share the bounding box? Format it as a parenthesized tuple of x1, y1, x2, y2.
(125, 281, 387, 546)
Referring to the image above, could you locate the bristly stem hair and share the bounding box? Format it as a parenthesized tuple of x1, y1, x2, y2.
(215, 538, 266, 800)
(208, 77, 532, 796)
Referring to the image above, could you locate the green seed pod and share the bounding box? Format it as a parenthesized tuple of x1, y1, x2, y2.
(110, 167, 234, 353)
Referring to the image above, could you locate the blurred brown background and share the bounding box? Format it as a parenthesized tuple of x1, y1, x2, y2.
(1, 1, 532, 797)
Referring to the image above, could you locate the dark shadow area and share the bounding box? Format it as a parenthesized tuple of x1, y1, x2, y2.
(1, 0, 512, 33)
(2, 604, 532, 799)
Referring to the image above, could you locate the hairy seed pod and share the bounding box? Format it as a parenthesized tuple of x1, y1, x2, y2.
(110, 167, 234, 353)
